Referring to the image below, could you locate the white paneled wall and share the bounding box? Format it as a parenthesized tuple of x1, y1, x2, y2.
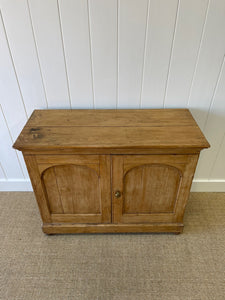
(141, 0, 178, 108)
(118, 0, 148, 108)
(0, 0, 225, 191)
(59, 0, 93, 108)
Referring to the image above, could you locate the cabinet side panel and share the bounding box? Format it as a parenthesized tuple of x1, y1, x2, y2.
(175, 154, 199, 222)
(23, 154, 51, 223)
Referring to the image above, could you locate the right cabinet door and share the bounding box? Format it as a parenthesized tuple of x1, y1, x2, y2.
(112, 154, 198, 224)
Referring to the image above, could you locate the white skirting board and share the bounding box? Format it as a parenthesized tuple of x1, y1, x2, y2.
(0, 179, 225, 192)
(191, 180, 225, 192)
(0, 179, 33, 191)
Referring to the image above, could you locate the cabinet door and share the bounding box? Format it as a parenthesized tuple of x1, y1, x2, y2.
(24, 154, 111, 224)
(112, 155, 198, 224)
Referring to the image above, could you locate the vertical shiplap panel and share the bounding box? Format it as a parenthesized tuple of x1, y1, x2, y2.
(0, 164, 6, 179)
(211, 133, 225, 179)
(164, 0, 208, 108)
(195, 58, 225, 179)
(89, 0, 117, 108)
(1, 0, 47, 116)
(18, 152, 29, 178)
(28, 0, 70, 108)
(0, 11, 28, 177)
(188, 0, 225, 130)
(118, 0, 148, 108)
(0, 106, 24, 179)
(141, 0, 178, 108)
(0, 11, 27, 136)
(59, 0, 93, 108)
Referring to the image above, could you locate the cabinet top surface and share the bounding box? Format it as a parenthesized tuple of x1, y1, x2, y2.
(13, 109, 210, 152)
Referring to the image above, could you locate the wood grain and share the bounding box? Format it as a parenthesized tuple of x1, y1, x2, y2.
(42, 223, 184, 234)
(22, 147, 203, 155)
(38, 154, 111, 224)
(14, 125, 209, 151)
(16, 109, 208, 234)
(23, 154, 51, 222)
(13, 109, 210, 152)
(174, 154, 199, 223)
(99, 155, 111, 223)
(19, 109, 198, 127)
(36, 154, 100, 164)
(41, 166, 64, 213)
(123, 164, 181, 213)
(112, 154, 198, 224)
(112, 155, 123, 223)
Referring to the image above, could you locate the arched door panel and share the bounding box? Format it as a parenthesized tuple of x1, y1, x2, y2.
(112, 155, 193, 224)
(37, 155, 111, 224)
(42, 164, 100, 214)
(124, 164, 181, 214)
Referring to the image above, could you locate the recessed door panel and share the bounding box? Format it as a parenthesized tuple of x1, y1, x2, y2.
(124, 164, 181, 214)
(37, 155, 111, 224)
(42, 164, 100, 214)
(112, 155, 198, 223)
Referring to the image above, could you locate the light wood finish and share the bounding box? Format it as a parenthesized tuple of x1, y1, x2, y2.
(23, 155, 51, 223)
(21, 109, 198, 127)
(13, 109, 209, 153)
(14, 109, 209, 234)
(36, 154, 100, 164)
(112, 155, 199, 224)
(124, 165, 180, 213)
(42, 165, 100, 214)
(22, 147, 204, 155)
(42, 223, 184, 234)
(40, 154, 111, 224)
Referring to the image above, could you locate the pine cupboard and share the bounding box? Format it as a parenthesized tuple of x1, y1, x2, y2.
(13, 109, 209, 234)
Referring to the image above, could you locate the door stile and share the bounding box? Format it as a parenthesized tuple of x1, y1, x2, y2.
(99, 155, 112, 223)
(112, 155, 124, 223)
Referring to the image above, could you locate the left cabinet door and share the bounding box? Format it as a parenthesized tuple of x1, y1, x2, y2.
(24, 154, 111, 224)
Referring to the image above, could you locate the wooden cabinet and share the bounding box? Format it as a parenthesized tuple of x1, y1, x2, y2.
(13, 109, 209, 234)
